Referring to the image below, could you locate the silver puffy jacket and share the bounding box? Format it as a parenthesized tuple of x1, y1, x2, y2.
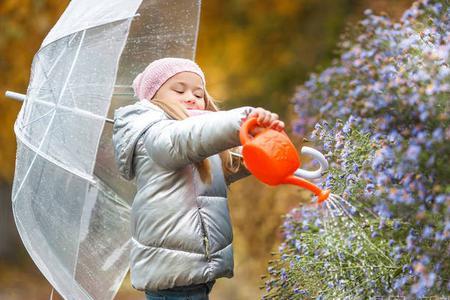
(112, 100, 254, 291)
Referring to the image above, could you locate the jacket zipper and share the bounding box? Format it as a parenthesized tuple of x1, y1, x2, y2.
(198, 209, 212, 262)
(191, 165, 212, 262)
(203, 235, 211, 261)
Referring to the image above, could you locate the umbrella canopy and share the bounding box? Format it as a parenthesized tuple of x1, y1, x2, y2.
(12, 0, 201, 299)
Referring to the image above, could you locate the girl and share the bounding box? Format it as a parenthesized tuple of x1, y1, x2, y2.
(112, 57, 284, 300)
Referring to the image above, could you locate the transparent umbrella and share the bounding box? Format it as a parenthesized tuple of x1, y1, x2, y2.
(8, 0, 201, 299)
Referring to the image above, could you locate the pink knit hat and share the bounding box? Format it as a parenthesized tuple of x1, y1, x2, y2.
(132, 57, 206, 101)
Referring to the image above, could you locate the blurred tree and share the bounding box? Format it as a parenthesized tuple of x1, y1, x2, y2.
(0, 0, 68, 184)
(197, 0, 413, 120)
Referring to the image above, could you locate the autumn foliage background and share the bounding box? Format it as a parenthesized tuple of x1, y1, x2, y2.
(0, 1, 413, 299)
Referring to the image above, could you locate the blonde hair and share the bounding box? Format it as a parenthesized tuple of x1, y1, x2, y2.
(150, 91, 242, 184)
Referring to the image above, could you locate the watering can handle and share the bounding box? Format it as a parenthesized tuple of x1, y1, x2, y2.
(294, 146, 329, 179)
(240, 117, 257, 144)
(239, 117, 289, 144)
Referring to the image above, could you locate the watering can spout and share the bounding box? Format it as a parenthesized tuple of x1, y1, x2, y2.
(317, 189, 331, 203)
(282, 175, 330, 203)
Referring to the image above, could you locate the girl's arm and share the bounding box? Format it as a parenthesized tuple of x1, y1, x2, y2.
(143, 107, 255, 170)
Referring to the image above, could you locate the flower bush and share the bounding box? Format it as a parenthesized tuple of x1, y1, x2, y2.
(262, 0, 449, 298)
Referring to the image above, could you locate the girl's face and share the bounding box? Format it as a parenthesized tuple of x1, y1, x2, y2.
(152, 71, 206, 110)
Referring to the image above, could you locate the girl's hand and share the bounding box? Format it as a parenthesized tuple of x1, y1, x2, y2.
(248, 107, 285, 136)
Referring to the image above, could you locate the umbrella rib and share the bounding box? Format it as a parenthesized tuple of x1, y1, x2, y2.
(20, 97, 114, 128)
(12, 30, 92, 203)
(42, 14, 140, 49)
(21, 34, 77, 125)
(14, 123, 96, 185)
(19, 106, 57, 129)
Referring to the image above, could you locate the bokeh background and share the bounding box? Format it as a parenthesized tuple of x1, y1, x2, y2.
(0, 1, 413, 299)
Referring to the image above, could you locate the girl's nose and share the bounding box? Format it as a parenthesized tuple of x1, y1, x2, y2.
(184, 98, 196, 104)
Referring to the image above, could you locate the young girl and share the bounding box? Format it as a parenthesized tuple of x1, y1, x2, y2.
(112, 57, 284, 300)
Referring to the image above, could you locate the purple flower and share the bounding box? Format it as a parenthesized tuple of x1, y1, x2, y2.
(422, 226, 433, 239)
(393, 220, 401, 231)
(293, 288, 308, 295)
(405, 144, 421, 161)
(295, 239, 302, 253)
(280, 268, 288, 281)
(393, 275, 408, 290)
(271, 2, 450, 298)
(435, 194, 446, 204)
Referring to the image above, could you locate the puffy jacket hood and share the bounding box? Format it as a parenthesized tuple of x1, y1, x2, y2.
(112, 101, 165, 180)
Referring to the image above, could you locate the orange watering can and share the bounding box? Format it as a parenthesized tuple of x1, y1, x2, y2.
(238, 117, 330, 203)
